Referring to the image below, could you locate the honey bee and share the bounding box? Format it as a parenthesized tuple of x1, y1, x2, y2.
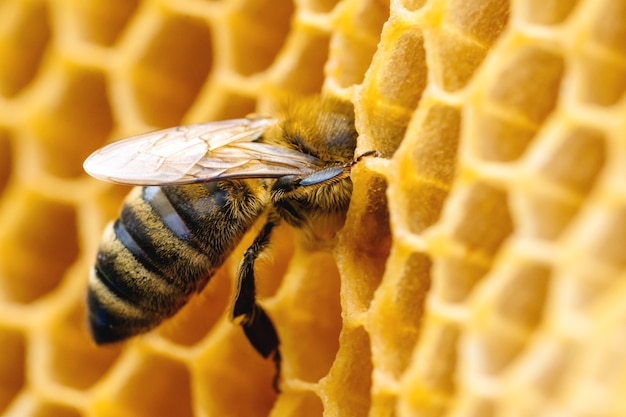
(83, 96, 376, 390)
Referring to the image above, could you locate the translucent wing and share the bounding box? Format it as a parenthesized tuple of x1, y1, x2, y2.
(83, 117, 323, 185)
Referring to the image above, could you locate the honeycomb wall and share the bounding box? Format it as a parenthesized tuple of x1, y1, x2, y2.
(0, 0, 625, 416)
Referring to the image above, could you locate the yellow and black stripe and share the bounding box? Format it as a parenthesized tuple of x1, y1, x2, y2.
(87, 181, 267, 344)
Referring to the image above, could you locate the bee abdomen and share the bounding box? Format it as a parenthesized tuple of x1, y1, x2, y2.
(97, 218, 190, 310)
(87, 186, 217, 344)
(87, 182, 267, 345)
(87, 266, 167, 344)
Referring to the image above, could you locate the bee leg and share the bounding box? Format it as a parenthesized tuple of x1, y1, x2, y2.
(232, 215, 282, 391)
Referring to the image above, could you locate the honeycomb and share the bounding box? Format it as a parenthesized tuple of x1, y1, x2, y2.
(1, 0, 626, 415)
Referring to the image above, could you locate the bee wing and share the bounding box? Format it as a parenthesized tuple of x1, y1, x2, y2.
(84, 117, 322, 185)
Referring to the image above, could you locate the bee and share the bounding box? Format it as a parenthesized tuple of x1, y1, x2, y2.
(83, 96, 376, 390)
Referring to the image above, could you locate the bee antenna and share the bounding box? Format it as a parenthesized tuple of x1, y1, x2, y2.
(348, 150, 380, 167)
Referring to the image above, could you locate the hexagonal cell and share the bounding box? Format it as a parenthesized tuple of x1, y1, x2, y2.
(319, 326, 373, 417)
(29, 65, 113, 178)
(390, 105, 450, 234)
(447, 182, 514, 258)
(469, 111, 538, 161)
(496, 339, 573, 415)
(46, 301, 122, 390)
(511, 187, 580, 240)
(589, 0, 626, 57)
(129, 14, 213, 127)
(434, 255, 490, 302)
(272, 251, 342, 382)
(206, 92, 257, 120)
(488, 260, 550, 329)
(101, 353, 193, 417)
(370, 390, 401, 417)
(27, 402, 82, 417)
(0, 130, 12, 197)
(409, 103, 461, 185)
(427, 30, 491, 92)
(575, 52, 626, 106)
(369, 251, 431, 378)
(272, 391, 323, 417)
(536, 126, 606, 195)
(516, 0, 579, 24)
(560, 261, 626, 313)
(399, 178, 449, 235)
(444, 0, 510, 45)
(272, 30, 330, 94)
(585, 205, 626, 267)
(356, 95, 412, 158)
(0, 328, 25, 414)
(467, 322, 534, 375)
(327, 0, 389, 89)
(399, 321, 460, 412)
(486, 46, 565, 125)
(370, 26, 427, 110)
(0, 191, 79, 303)
(0, 1, 50, 98)
(358, 24, 426, 156)
(391, 251, 432, 328)
(228, 0, 293, 76)
(329, 33, 379, 89)
(67, 0, 139, 46)
(338, 174, 390, 315)
(566, 313, 626, 409)
(464, 255, 552, 375)
(195, 325, 277, 416)
(350, 0, 390, 36)
(191, 90, 257, 121)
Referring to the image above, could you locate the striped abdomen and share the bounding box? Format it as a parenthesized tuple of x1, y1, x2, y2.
(87, 180, 266, 344)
